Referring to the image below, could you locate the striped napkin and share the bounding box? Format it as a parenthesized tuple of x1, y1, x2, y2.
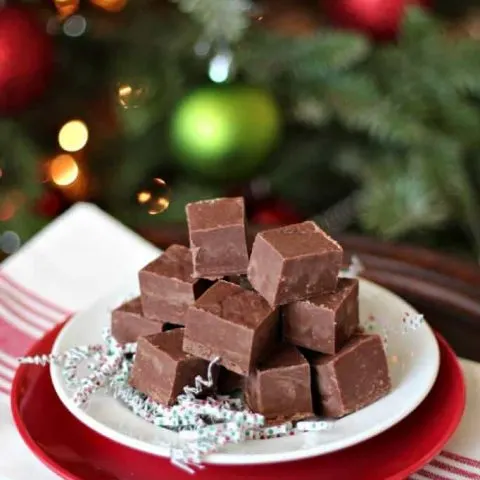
(0, 203, 479, 480)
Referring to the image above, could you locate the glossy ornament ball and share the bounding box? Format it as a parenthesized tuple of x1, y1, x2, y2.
(136, 178, 171, 215)
(34, 190, 63, 218)
(171, 86, 281, 179)
(251, 199, 303, 226)
(322, 0, 429, 40)
(0, 7, 53, 114)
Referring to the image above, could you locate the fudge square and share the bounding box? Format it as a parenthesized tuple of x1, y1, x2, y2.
(182, 280, 279, 375)
(111, 296, 164, 344)
(247, 221, 343, 306)
(283, 278, 359, 355)
(310, 334, 391, 418)
(129, 329, 210, 406)
(245, 344, 314, 422)
(186, 197, 249, 279)
(138, 244, 210, 325)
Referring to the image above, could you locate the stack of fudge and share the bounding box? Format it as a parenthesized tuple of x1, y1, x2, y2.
(111, 197, 391, 421)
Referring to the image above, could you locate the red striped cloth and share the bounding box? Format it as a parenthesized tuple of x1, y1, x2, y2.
(0, 273, 70, 397)
(0, 272, 479, 479)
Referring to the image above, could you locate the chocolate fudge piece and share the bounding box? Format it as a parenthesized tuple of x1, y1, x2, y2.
(245, 344, 314, 422)
(183, 280, 279, 375)
(247, 221, 343, 306)
(138, 244, 210, 325)
(129, 329, 210, 406)
(283, 278, 359, 355)
(217, 367, 245, 395)
(111, 297, 164, 344)
(310, 334, 391, 418)
(186, 197, 249, 279)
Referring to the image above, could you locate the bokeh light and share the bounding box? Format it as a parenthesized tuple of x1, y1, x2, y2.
(63, 15, 87, 37)
(54, 0, 80, 18)
(62, 169, 89, 200)
(0, 191, 24, 222)
(58, 120, 89, 152)
(0, 231, 21, 254)
(137, 191, 151, 204)
(194, 39, 211, 57)
(117, 83, 146, 109)
(137, 178, 170, 215)
(91, 0, 127, 12)
(0, 198, 16, 221)
(208, 52, 233, 84)
(49, 154, 79, 186)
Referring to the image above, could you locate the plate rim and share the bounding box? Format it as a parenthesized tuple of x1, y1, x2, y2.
(11, 323, 83, 480)
(48, 277, 440, 465)
(11, 323, 464, 480)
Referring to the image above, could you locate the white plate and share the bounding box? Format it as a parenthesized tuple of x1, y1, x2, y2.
(50, 277, 440, 465)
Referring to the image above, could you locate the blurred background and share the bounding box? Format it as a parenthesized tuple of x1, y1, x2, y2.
(1, 0, 480, 261)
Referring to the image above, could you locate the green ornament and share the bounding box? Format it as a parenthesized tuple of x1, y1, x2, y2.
(170, 86, 281, 179)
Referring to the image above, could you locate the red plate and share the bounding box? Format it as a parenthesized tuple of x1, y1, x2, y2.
(11, 324, 465, 480)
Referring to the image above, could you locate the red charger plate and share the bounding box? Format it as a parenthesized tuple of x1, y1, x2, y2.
(11, 324, 465, 480)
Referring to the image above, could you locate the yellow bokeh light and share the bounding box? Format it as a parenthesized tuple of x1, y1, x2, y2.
(149, 197, 170, 215)
(62, 169, 88, 201)
(137, 191, 151, 204)
(50, 154, 79, 186)
(91, 0, 127, 13)
(54, 0, 80, 18)
(58, 120, 89, 152)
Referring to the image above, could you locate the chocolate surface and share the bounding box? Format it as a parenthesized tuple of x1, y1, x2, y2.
(247, 221, 343, 306)
(182, 280, 279, 375)
(224, 274, 254, 291)
(310, 334, 391, 418)
(186, 197, 249, 278)
(138, 244, 210, 324)
(283, 278, 359, 354)
(245, 344, 314, 422)
(140, 294, 190, 327)
(142, 244, 195, 284)
(129, 329, 210, 406)
(111, 297, 163, 344)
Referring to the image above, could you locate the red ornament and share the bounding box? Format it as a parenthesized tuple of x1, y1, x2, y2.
(0, 7, 53, 114)
(322, 0, 429, 40)
(34, 190, 63, 218)
(251, 199, 303, 226)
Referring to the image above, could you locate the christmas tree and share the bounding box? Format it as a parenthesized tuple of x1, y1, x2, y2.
(2, 0, 480, 259)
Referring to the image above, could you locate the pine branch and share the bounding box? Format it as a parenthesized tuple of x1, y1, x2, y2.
(359, 159, 451, 238)
(290, 32, 371, 80)
(322, 73, 431, 146)
(171, 0, 252, 42)
(434, 97, 480, 146)
(400, 6, 441, 44)
(291, 97, 332, 127)
(444, 40, 480, 96)
(414, 139, 480, 255)
(238, 30, 370, 84)
(0, 121, 46, 240)
(0, 121, 42, 197)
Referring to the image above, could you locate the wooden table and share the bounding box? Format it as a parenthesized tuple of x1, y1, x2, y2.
(142, 228, 480, 362)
